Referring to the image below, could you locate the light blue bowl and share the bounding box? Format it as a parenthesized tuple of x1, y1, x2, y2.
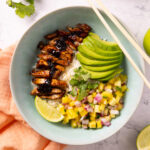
(10, 6, 144, 145)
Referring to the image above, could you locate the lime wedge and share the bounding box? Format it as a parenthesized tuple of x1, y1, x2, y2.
(143, 29, 150, 56)
(136, 125, 150, 150)
(35, 96, 64, 122)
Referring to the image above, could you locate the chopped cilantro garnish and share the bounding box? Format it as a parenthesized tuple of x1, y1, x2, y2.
(70, 67, 99, 101)
(6, 0, 35, 18)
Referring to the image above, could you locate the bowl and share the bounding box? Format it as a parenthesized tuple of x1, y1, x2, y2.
(10, 6, 144, 145)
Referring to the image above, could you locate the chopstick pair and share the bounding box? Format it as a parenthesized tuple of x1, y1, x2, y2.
(87, 0, 150, 89)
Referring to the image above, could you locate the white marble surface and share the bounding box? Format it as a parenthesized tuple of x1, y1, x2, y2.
(0, 0, 150, 149)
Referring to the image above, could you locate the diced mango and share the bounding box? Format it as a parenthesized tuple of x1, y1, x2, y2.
(67, 109, 78, 119)
(96, 120, 102, 128)
(101, 91, 113, 99)
(89, 121, 96, 128)
(71, 119, 78, 128)
(121, 85, 127, 92)
(98, 83, 104, 92)
(62, 96, 71, 104)
(114, 78, 121, 87)
(58, 104, 65, 115)
(99, 104, 105, 111)
(109, 97, 117, 106)
(62, 116, 69, 124)
(69, 101, 75, 107)
(92, 92, 97, 98)
(94, 105, 100, 113)
(87, 95, 93, 103)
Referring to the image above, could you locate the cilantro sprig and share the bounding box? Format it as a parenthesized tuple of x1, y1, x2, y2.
(6, 0, 35, 18)
(69, 67, 99, 101)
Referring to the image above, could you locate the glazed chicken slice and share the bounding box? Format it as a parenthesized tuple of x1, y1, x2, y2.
(77, 24, 91, 33)
(39, 93, 64, 100)
(44, 32, 58, 40)
(38, 54, 69, 66)
(32, 78, 67, 89)
(31, 87, 63, 96)
(31, 69, 62, 78)
(42, 45, 58, 52)
(36, 59, 65, 71)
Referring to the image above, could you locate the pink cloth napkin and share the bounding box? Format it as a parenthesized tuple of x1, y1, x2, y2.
(0, 44, 66, 150)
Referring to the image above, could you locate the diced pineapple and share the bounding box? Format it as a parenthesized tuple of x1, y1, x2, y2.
(78, 107, 88, 117)
(92, 92, 97, 98)
(89, 121, 96, 128)
(101, 98, 108, 105)
(62, 96, 71, 104)
(110, 113, 116, 118)
(99, 104, 105, 111)
(98, 83, 104, 92)
(109, 97, 117, 106)
(90, 112, 96, 121)
(57, 104, 65, 115)
(87, 95, 93, 103)
(105, 84, 112, 90)
(117, 103, 123, 110)
(69, 101, 75, 107)
(94, 105, 100, 113)
(62, 116, 69, 124)
(71, 119, 78, 128)
(108, 78, 116, 84)
(104, 108, 109, 116)
(114, 78, 122, 87)
(67, 109, 78, 119)
(120, 74, 127, 83)
(96, 120, 102, 128)
(121, 85, 127, 92)
(105, 115, 111, 121)
(101, 91, 113, 99)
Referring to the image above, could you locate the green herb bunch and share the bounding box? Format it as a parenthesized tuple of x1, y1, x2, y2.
(6, 0, 35, 18)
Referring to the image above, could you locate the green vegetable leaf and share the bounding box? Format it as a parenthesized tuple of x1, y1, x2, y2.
(70, 87, 78, 97)
(69, 67, 100, 101)
(6, 0, 35, 18)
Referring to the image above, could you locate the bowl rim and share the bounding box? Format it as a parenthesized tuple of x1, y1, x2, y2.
(10, 6, 145, 145)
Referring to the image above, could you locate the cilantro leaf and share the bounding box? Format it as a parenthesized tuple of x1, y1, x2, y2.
(6, 0, 35, 18)
(69, 67, 100, 101)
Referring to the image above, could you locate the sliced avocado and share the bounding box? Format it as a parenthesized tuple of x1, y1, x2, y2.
(83, 38, 122, 57)
(99, 68, 123, 81)
(76, 53, 122, 66)
(78, 45, 122, 60)
(82, 67, 116, 79)
(82, 63, 120, 72)
(88, 32, 121, 51)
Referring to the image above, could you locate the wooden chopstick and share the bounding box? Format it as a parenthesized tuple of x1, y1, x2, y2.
(95, 0, 150, 65)
(88, 0, 150, 89)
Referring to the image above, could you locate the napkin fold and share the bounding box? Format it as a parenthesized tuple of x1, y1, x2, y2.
(0, 44, 66, 150)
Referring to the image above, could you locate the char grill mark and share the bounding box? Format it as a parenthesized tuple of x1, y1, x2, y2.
(31, 24, 91, 99)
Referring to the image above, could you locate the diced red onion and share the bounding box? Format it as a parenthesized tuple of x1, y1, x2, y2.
(89, 90, 95, 94)
(80, 116, 85, 121)
(75, 101, 81, 107)
(110, 110, 119, 115)
(69, 95, 76, 101)
(105, 89, 112, 93)
(94, 93, 102, 103)
(101, 118, 111, 127)
(82, 119, 89, 125)
(68, 106, 73, 109)
(103, 121, 111, 127)
(82, 97, 87, 103)
(84, 105, 93, 112)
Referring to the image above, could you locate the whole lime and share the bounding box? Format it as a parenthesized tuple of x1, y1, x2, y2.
(143, 28, 150, 56)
